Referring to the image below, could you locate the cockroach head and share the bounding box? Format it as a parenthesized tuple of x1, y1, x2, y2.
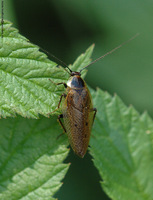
(70, 71, 81, 76)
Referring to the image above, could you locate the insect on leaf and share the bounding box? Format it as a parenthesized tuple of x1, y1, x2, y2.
(0, 20, 94, 118)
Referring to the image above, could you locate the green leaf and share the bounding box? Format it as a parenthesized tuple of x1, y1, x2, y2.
(0, 20, 95, 199)
(0, 20, 94, 118)
(90, 89, 153, 200)
(0, 117, 69, 200)
(68, 43, 94, 78)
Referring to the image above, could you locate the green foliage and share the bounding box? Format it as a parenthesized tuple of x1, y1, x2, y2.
(0, 21, 94, 118)
(0, 117, 69, 200)
(0, 21, 153, 200)
(90, 89, 153, 200)
(0, 21, 94, 199)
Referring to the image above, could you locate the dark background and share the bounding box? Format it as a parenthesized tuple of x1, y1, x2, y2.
(3, 0, 153, 199)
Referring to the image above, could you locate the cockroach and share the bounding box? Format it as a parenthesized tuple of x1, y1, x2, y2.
(54, 34, 139, 158)
(0, 1, 138, 157)
(55, 69, 97, 158)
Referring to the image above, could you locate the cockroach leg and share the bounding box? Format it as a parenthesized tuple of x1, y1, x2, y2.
(49, 79, 67, 88)
(91, 108, 97, 124)
(57, 112, 67, 140)
(58, 93, 67, 108)
(58, 114, 66, 133)
(56, 82, 67, 88)
(47, 93, 66, 115)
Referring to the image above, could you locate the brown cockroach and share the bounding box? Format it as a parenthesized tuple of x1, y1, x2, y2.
(54, 34, 138, 158)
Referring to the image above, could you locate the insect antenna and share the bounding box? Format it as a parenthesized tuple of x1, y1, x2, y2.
(37, 45, 72, 74)
(80, 33, 139, 73)
(1, 0, 4, 38)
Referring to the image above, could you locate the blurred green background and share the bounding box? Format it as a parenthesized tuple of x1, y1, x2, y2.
(3, 0, 153, 199)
